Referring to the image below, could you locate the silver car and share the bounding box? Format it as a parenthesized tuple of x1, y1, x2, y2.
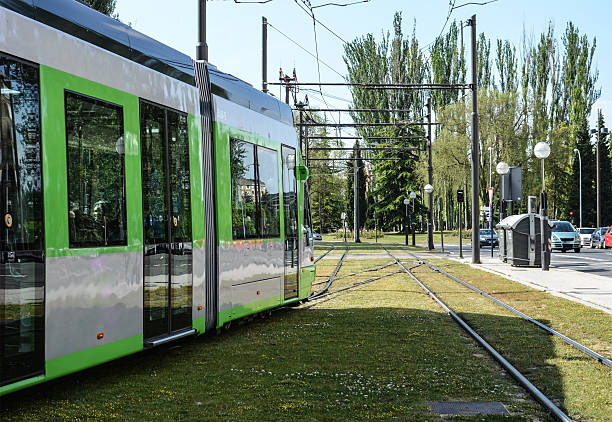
(578, 227, 596, 246)
(550, 221, 581, 253)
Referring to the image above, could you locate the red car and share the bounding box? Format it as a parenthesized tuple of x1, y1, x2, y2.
(604, 227, 612, 248)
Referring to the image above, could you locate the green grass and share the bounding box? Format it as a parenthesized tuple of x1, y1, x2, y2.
(410, 259, 612, 422)
(3, 250, 610, 421)
(321, 231, 464, 244)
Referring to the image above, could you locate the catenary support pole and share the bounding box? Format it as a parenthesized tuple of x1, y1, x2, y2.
(427, 97, 434, 250)
(469, 15, 481, 264)
(197, 0, 208, 61)
(597, 127, 601, 228)
(354, 141, 361, 243)
(262, 17, 268, 93)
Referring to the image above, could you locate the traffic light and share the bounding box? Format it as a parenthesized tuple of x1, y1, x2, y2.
(457, 189, 464, 203)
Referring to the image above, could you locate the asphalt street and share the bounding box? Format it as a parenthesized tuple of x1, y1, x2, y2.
(444, 243, 612, 278)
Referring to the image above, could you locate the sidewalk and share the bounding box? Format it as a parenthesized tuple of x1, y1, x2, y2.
(456, 255, 612, 315)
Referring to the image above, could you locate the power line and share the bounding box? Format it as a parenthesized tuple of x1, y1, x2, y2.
(267, 22, 345, 79)
(301, 88, 352, 102)
(293, 0, 348, 44)
(311, 0, 370, 8)
(419, 0, 457, 53)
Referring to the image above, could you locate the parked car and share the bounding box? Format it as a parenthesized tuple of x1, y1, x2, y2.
(578, 227, 596, 246)
(312, 232, 322, 241)
(479, 228, 499, 247)
(604, 227, 612, 249)
(590, 227, 609, 249)
(550, 220, 581, 252)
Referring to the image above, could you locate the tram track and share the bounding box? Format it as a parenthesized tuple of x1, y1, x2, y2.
(307, 243, 609, 420)
(312, 261, 396, 286)
(308, 247, 348, 300)
(381, 246, 573, 422)
(400, 250, 612, 369)
(313, 246, 334, 264)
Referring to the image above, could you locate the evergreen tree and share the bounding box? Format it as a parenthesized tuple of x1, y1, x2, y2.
(297, 112, 345, 233)
(345, 143, 367, 230)
(597, 111, 612, 225)
(568, 123, 596, 226)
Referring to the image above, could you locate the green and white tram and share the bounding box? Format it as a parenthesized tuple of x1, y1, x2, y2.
(0, 0, 315, 396)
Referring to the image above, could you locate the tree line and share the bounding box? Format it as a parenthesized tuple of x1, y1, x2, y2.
(308, 12, 610, 234)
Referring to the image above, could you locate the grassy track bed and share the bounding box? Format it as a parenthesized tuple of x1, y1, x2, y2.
(314, 242, 426, 256)
(2, 255, 555, 421)
(411, 259, 612, 421)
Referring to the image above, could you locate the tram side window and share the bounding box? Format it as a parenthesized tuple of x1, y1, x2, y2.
(65, 92, 127, 247)
(230, 139, 258, 239)
(257, 146, 280, 238)
(230, 139, 281, 239)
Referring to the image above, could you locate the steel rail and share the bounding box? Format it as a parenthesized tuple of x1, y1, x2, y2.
(304, 270, 404, 307)
(308, 247, 348, 300)
(313, 246, 334, 264)
(312, 261, 396, 286)
(408, 254, 612, 368)
(382, 247, 572, 422)
(310, 270, 403, 300)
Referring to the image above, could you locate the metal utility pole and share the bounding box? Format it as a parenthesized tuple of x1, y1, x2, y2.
(573, 148, 582, 228)
(196, 0, 208, 61)
(354, 141, 361, 243)
(427, 97, 434, 250)
(439, 198, 445, 252)
(597, 128, 601, 228)
(468, 14, 481, 264)
(262, 17, 268, 93)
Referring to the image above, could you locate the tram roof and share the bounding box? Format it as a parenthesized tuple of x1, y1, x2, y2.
(0, 0, 292, 125)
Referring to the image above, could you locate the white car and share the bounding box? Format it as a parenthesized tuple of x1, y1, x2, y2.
(578, 227, 596, 246)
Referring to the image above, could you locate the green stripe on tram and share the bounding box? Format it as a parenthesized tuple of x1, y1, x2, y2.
(217, 295, 283, 327)
(45, 335, 143, 381)
(189, 114, 205, 248)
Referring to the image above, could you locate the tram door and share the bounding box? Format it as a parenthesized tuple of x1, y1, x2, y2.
(140, 102, 193, 341)
(282, 146, 299, 300)
(0, 55, 45, 385)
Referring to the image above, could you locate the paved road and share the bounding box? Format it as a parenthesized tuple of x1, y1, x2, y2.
(443, 243, 612, 278)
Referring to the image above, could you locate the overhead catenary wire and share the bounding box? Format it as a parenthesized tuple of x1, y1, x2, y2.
(267, 22, 345, 79)
(293, 0, 348, 45)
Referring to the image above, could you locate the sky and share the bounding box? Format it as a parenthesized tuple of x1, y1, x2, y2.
(115, 0, 611, 133)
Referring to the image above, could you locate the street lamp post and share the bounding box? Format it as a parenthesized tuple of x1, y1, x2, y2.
(403, 198, 410, 246)
(410, 191, 417, 246)
(573, 148, 582, 228)
(496, 162, 510, 222)
(534, 142, 551, 271)
(424, 184, 434, 250)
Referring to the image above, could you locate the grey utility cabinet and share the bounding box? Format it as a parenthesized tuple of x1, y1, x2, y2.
(496, 213, 551, 267)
